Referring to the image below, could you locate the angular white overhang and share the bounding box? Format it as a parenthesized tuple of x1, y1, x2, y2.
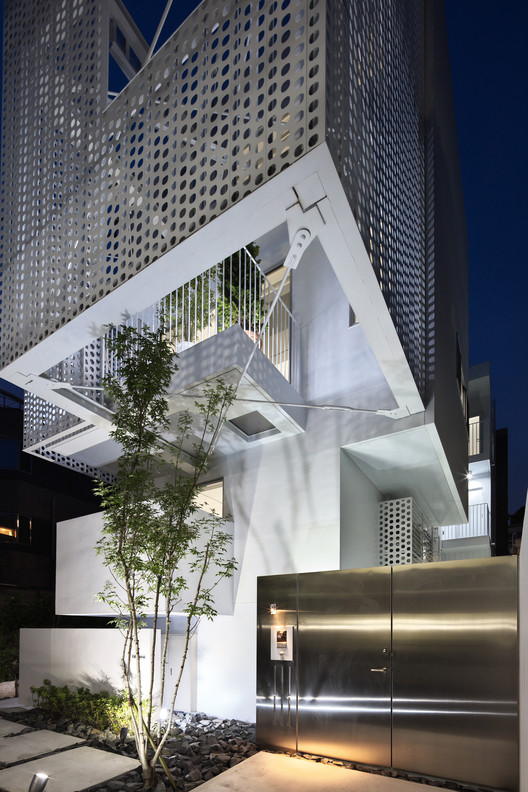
(344, 423, 468, 527)
(2, 144, 423, 420)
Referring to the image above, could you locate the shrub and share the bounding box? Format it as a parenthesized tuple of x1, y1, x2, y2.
(30, 679, 132, 732)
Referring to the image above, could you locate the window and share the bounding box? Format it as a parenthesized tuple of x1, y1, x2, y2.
(469, 416, 481, 457)
(0, 439, 21, 469)
(129, 47, 141, 73)
(0, 514, 32, 543)
(116, 25, 126, 53)
(195, 481, 224, 516)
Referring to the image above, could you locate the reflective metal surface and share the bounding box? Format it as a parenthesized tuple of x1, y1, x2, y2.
(256, 574, 298, 752)
(256, 558, 519, 791)
(296, 568, 391, 766)
(392, 557, 518, 791)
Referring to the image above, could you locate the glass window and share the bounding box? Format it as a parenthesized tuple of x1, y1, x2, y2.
(129, 47, 141, 72)
(195, 481, 224, 516)
(116, 25, 126, 53)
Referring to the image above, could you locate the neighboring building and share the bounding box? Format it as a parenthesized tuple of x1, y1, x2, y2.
(1, 0, 469, 720)
(440, 363, 496, 560)
(0, 386, 101, 605)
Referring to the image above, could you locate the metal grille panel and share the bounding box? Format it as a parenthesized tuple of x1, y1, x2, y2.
(379, 497, 435, 566)
(0, 0, 324, 367)
(326, 0, 427, 397)
(1, 0, 106, 365)
(2, 0, 432, 467)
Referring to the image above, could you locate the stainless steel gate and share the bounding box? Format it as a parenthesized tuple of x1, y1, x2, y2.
(296, 568, 391, 766)
(256, 557, 518, 791)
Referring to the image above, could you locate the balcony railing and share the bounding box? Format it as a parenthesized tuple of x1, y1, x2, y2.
(441, 503, 490, 542)
(102, 246, 293, 382)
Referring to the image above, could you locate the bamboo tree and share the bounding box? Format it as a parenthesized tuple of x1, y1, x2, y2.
(94, 325, 235, 788)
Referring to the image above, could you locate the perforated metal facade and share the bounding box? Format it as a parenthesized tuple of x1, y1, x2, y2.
(1, 0, 324, 366)
(0, 0, 444, 484)
(1, 0, 429, 391)
(379, 497, 436, 566)
(0, 0, 106, 363)
(326, 1, 427, 396)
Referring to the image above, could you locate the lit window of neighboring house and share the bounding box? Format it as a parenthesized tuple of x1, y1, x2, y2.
(0, 514, 31, 543)
(469, 416, 481, 457)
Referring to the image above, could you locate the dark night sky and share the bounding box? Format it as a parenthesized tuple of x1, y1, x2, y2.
(0, 1, 526, 512)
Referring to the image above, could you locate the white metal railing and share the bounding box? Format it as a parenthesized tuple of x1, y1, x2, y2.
(102, 247, 293, 382)
(441, 503, 490, 542)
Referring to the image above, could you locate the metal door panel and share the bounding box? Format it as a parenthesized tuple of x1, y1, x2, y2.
(256, 574, 298, 752)
(392, 557, 518, 791)
(296, 567, 391, 765)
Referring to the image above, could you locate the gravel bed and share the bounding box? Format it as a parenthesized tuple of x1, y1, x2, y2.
(4, 708, 256, 791)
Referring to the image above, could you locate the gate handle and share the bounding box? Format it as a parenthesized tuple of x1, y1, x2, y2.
(370, 667, 387, 672)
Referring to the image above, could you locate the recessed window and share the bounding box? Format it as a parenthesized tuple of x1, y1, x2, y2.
(229, 411, 277, 437)
(0, 514, 31, 543)
(116, 25, 126, 53)
(469, 416, 481, 457)
(129, 47, 141, 72)
(0, 526, 16, 539)
(195, 480, 224, 516)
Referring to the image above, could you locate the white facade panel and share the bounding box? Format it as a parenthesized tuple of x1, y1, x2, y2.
(19, 628, 161, 707)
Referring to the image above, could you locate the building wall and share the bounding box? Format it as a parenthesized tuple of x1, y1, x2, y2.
(0, 397, 102, 597)
(292, 239, 396, 411)
(423, 0, 468, 514)
(18, 628, 167, 708)
(340, 451, 382, 570)
(56, 511, 235, 618)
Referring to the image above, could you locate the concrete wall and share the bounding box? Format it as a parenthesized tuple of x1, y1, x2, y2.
(19, 628, 161, 706)
(56, 511, 235, 617)
(292, 238, 396, 411)
(340, 451, 382, 569)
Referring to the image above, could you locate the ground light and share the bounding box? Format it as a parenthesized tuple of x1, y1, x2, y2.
(27, 773, 48, 792)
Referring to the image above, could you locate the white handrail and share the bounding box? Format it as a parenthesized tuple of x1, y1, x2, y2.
(102, 247, 293, 382)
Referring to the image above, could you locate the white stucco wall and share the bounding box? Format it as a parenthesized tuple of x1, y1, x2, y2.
(19, 628, 161, 706)
(340, 450, 382, 569)
(56, 511, 235, 617)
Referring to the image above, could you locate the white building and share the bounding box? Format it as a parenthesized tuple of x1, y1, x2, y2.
(441, 363, 496, 560)
(1, 0, 470, 721)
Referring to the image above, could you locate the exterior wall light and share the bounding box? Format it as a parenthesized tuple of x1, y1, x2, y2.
(269, 603, 277, 615)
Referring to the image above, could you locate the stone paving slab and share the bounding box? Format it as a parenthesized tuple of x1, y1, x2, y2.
(199, 752, 446, 792)
(0, 746, 140, 792)
(0, 723, 28, 739)
(0, 731, 83, 766)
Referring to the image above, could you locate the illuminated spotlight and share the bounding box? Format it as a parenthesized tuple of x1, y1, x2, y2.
(28, 773, 49, 792)
(466, 471, 473, 480)
(269, 603, 277, 615)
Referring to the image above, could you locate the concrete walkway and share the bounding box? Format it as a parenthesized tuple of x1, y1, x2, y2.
(199, 752, 446, 792)
(0, 704, 444, 792)
(0, 715, 139, 792)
